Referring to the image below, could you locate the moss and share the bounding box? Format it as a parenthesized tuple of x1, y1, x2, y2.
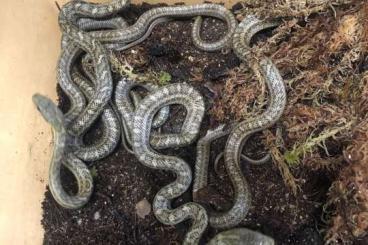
(109, 52, 172, 86)
(212, 1, 368, 243)
(284, 121, 354, 166)
(157, 71, 172, 85)
(90, 166, 98, 178)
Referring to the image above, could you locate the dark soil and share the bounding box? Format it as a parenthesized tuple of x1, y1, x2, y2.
(42, 3, 332, 245)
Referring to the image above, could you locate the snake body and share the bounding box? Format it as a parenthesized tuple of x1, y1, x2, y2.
(77, 16, 129, 31)
(106, 17, 173, 51)
(57, 43, 87, 125)
(34, 1, 286, 243)
(210, 16, 285, 228)
(193, 15, 286, 229)
(59, 0, 237, 135)
(70, 69, 121, 161)
(209, 57, 286, 229)
(80, 3, 237, 52)
(59, 0, 130, 136)
(207, 228, 275, 245)
(131, 83, 208, 244)
(33, 94, 93, 209)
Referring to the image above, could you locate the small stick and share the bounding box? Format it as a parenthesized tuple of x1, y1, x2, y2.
(55, 1, 61, 12)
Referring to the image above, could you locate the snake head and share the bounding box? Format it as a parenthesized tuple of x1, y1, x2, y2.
(208, 228, 275, 245)
(32, 93, 65, 131)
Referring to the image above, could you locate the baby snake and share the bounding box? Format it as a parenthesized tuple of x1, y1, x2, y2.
(35, 0, 285, 243)
(208, 228, 274, 245)
(193, 15, 286, 229)
(33, 94, 93, 209)
(37, 0, 238, 210)
(70, 68, 121, 161)
(131, 83, 208, 244)
(67, 2, 237, 52)
(58, 0, 237, 153)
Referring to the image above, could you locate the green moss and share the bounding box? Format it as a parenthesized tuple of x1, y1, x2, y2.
(90, 166, 98, 178)
(158, 71, 172, 85)
(284, 121, 354, 166)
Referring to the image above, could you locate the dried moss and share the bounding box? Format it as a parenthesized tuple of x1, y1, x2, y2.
(109, 52, 171, 86)
(326, 121, 368, 244)
(106, 2, 368, 243)
(208, 1, 368, 243)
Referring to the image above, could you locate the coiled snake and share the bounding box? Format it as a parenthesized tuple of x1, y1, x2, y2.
(33, 94, 93, 209)
(33, 0, 286, 244)
(131, 83, 208, 244)
(193, 15, 286, 229)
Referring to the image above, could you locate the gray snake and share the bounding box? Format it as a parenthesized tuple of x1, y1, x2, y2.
(131, 83, 208, 245)
(193, 15, 286, 229)
(33, 0, 286, 244)
(58, 0, 237, 153)
(33, 94, 93, 209)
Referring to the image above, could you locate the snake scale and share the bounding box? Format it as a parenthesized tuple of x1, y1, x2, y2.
(32, 0, 287, 244)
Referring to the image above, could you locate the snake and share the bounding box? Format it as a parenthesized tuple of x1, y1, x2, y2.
(58, 1, 133, 137)
(77, 16, 129, 31)
(58, 15, 129, 125)
(106, 16, 173, 51)
(129, 82, 279, 244)
(193, 124, 271, 201)
(64, 2, 236, 52)
(31, 1, 127, 209)
(207, 228, 274, 245)
(131, 83, 208, 244)
(32, 94, 93, 209)
(58, 0, 237, 135)
(70, 68, 121, 161)
(58, 13, 131, 160)
(114, 78, 176, 151)
(116, 78, 210, 151)
(56, 3, 177, 159)
(193, 15, 285, 229)
(37, 0, 283, 242)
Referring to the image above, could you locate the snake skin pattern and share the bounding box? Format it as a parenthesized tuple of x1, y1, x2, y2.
(33, 0, 285, 243)
(115, 78, 173, 153)
(59, 1, 128, 136)
(59, 0, 236, 135)
(211, 16, 286, 228)
(57, 43, 86, 125)
(86, 4, 236, 51)
(193, 15, 285, 229)
(192, 15, 236, 51)
(33, 94, 93, 209)
(71, 69, 121, 161)
(77, 16, 128, 31)
(76, 15, 173, 155)
(131, 83, 208, 244)
(106, 17, 173, 51)
(207, 228, 275, 245)
(58, 14, 128, 124)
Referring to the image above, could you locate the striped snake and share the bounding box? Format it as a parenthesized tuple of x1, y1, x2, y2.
(65, 1, 237, 52)
(33, 94, 93, 209)
(208, 228, 274, 245)
(131, 83, 208, 245)
(34, 0, 285, 243)
(58, 0, 237, 152)
(70, 68, 121, 161)
(193, 15, 286, 229)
